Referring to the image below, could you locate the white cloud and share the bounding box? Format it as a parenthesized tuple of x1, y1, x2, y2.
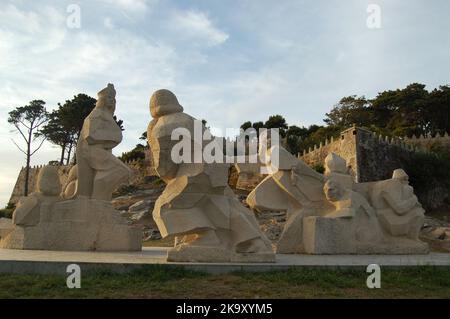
(0, 2, 179, 207)
(99, 0, 151, 13)
(104, 17, 114, 29)
(171, 10, 229, 46)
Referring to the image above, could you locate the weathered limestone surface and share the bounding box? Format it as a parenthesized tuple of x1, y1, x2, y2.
(234, 162, 265, 191)
(148, 89, 274, 263)
(0, 218, 13, 239)
(1, 84, 141, 252)
(248, 149, 428, 255)
(2, 198, 141, 251)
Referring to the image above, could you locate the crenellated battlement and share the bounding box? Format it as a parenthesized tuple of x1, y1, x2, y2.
(299, 126, 438, 160)
(299, 126, 441, 184)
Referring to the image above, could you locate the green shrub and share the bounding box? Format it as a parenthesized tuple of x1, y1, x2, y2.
(0, 203, 15, 219)
(313, 164, 325, 174)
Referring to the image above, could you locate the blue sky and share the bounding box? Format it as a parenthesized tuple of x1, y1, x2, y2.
(1, 0, 449, 206)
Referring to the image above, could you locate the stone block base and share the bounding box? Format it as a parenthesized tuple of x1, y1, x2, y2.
(167, 244, 275, 263)
(0, 198, 142, 252)
(303, 216, 429, 255)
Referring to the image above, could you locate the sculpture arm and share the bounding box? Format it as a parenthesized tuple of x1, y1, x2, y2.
(84, 115, 122, 148)
(361, 201, 375, 217)
(381, 191, 417, 216)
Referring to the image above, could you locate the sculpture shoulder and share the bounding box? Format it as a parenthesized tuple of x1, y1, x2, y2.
(152, 113, 196, 138)
(80, 108, 122, 144)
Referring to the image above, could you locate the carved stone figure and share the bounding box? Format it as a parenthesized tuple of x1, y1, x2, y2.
(147, 89, 274, 263)
(1, 84, 141, 251)
(248, 150, 428, 254)
(247, 146, 332, 253)
(75, 83, 131, 201)
(12, 165, 62, 227)
(62, 165, 77, 200)
(370, 169, 424, 239)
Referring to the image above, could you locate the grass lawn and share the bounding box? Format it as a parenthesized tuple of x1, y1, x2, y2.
(0, 266, 449, 299)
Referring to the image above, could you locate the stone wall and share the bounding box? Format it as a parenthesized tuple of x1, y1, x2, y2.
(8, 158, 153, 205)
(300, 126, 358, 180)
(355, 128, 417, 182)
(299, 126, 431, 183)
(404, 132, 450, 152)
(299, 126, 449, 211)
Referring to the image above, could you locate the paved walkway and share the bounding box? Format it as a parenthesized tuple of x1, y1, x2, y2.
(0, 247, 449, 274)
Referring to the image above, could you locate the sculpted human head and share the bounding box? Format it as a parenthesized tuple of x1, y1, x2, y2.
(392, 169, 409, 185)
(149, 89, 183, 119)
(324, 153, 348, 175)
(323, 180, 343, 202)
(37, 165, 61, 196)
(97, 83, 116, 114)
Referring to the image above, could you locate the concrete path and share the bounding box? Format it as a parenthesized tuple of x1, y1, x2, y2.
(0, 247, 449, 274)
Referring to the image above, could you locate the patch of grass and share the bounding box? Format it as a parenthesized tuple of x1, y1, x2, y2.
(0, 266, 449, 299)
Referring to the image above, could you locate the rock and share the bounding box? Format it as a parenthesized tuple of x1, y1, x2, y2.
(129, 199, 153, 212)
(143, 228, 162, 241)
(130, 209, 152, 223)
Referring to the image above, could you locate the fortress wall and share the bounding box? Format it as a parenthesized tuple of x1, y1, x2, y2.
(300, 126, 358, 180)
(8, 158, 152, 205)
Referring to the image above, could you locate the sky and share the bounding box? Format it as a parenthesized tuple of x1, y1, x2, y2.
(0, 0, 449, 206)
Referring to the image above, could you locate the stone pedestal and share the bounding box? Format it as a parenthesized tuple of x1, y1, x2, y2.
(303, 216, 429, 255)
(167, 244, 276, 263)
(303, 217, 356, 254)
(1, 198, 142, 251)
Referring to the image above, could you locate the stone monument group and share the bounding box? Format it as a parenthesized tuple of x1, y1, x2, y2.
(0, 84, 429, 263)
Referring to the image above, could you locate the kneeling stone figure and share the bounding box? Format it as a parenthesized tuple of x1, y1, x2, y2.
(147, 89, 274, 263)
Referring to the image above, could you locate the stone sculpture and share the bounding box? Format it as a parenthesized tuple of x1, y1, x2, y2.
(370, 169, 424, 239)
(0, 218, 13, 240)
(248, 149, 428, 254)
(0, 84, 141, 251)
(62, 164, 77, 199)
(75, 84, 131, 201)
(147, 89, 274, 262)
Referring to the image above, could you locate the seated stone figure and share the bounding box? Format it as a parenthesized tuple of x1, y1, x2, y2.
(75, 83, 132, 201)
(1, 84, 141, 252)
(323, 179, 374, 219)
(248, 150, 428, 254)
(370, 169, 424, 240)
(13, 165, 62, 227)
(147, 89, 274, 263)
(247, 145, 333, 253)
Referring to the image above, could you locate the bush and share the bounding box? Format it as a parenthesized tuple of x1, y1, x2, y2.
(313, 164, 325, 174)
(0, 203, 15, 219)
(404, 151, 450, 211)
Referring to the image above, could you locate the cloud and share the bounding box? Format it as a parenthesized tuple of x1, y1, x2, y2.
(0, 2, 179, 206)
(170, 9, 229, 46)
(99, 0, 151, 13)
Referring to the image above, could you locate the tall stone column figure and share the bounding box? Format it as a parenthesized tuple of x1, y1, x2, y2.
(75, 83, 131, 200)
(147, 89, 274, 263)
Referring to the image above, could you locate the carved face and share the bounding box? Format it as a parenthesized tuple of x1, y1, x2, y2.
(392, 169, 409, 185)
(105, 95, 116, 114)
(324, 180, 342, 202)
